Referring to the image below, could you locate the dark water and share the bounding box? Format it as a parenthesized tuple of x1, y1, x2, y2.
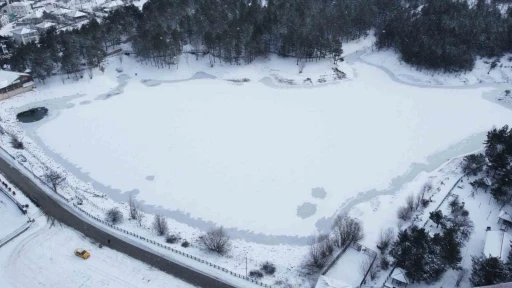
(17, 107, 48, 123)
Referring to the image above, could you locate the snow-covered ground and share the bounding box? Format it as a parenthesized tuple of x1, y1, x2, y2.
(23, 50, 512, 237)
(0, 35, 511, 287)
(0, 216, 197, 288)
(0, 191, 27, 240)
(325, 247, 372, 287)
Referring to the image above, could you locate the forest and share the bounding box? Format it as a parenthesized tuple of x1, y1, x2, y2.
(7, 0, 512, 80)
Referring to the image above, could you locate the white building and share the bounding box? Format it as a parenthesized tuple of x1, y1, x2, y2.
(0, 14, 8, 27)
(35, 21, 55, 33)
(11, 27, 38, 44)
(9, 1, 32, 17)
(484, 230, 512, 262)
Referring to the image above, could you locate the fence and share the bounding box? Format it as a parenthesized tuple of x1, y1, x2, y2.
(73, 204, 272, 288)
(0, 221, 32, 248)
(356, 243, 378, 287)
(321, 241, 353, 276)
(0, 185, 26, 214)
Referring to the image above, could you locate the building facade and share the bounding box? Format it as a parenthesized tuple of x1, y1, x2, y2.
(10, 1, 32, 17)
(11, 27, 38, 44)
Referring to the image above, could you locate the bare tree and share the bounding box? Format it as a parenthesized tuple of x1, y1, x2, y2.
(359, 257, 375, 279)
(44, 169, 66, 192)
(46, 214, 61, 228)
(377, 227, 395, 254)
(105, 207, 123, 225)
(199, 226, 231, 255)
(152, 214, 168, 236)
(304, 236, 328, 271)
(397, 205, 412, 221)
(456, 268, 468, 287)
(10, 135, 24, 150)
(317, 233, 334, 258)
(405, 194, 415, 211)
(298, 61, 306, 74)
(128, 193, 144, 226)
(331, 214, 364, 248)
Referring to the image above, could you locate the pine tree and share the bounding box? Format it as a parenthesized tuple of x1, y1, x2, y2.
(470, 256, 508, 286)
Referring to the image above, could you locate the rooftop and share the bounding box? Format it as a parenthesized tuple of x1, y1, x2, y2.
(484, 230, 512, 262)
(10, 2, 31, 7)
(0, 70, 29, 89)
(11, 27, 36, 35)
(35, 21, 55, 29)
(67, 10, 86, 18)
(390, 267, 409, 284)
(499, 210, 512, 223)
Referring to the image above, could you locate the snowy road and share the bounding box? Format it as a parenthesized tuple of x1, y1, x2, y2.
(0, 220, 198, 288)
(0, 153, 234, 288)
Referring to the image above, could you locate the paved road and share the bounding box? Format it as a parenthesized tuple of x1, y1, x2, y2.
(0, 155, 235, 288)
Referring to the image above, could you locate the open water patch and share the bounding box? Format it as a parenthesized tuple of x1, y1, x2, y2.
(16, 107, 48, 123)
(297, 202, 317, 219)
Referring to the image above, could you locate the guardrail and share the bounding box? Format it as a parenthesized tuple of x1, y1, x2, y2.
(0, 185, 26, 214)
(0, 221, 32, 248)
(73, 204, 272, 287)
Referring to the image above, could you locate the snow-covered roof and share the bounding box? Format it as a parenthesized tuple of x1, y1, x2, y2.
(35, 21, 55, 29)
(50, 8, 71, 15)
(0, 70, 29, 89)
(23, 12, 40, 19)
(390, 267, 409, 284)
(67, 10, 86, 18)
(484, 231, 512, 262)
(475, 281, 512, 288)
(102, 0, 122, 8)
(499, 211, 512, 223)
(11, 27, 36, 35)
(315, 276, 353, 288)
(10, 2, 31, 7)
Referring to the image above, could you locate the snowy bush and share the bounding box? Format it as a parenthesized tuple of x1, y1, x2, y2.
(260, 261, 276, 275)
(249, 270, 264, 279)
(461, 154, 486, 176)
(199, 226, 231, 255)
(105, 208, 123, 225)
(377, 228, 394, 255)
(181, 240, 190, 248)
(331, 214, 364, 248)
(10, 136, 23, 150)
(380, 256, 390, 270)
(397, 205, 412, 221)
(165, 234, 180, 244)
(152, 214, 168, 236)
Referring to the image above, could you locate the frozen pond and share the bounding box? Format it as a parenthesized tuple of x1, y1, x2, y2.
(21, 59, 512, 238)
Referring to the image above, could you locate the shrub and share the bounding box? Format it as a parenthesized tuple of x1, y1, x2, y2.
(181, 240, 190, 248)
(152, 214, 169, 236)
(10, 136, 23, 150)
(199, 226, 231, 255)
(331, 214, 364, 248)
(380, 256, 390, 270)
(166, 234, 180, 244)
(249, 270, 264, 279)
(397, 205, 412, 221)
(377, 228, 394, 254)
(105, 207, 123, 225)
(261, 261, 276, 275)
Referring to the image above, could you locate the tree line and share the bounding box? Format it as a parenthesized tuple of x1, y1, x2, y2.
(7, 0, 512, 80)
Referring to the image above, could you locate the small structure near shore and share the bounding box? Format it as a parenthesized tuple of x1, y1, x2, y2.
(0, 70, 34, 100)
(384, 267, 409, 288)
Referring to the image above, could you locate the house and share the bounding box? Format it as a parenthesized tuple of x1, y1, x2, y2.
(20, 11, 41, 24)
(35, 21, 54, 33)
(49, 7, 71, 16)
(0, 14, 8, 27)
(484, 230, 512, 262)
(384, 267, 409, 288)
(0, 70, 34, 100)
(315, 276, 352, 288)
(11, 27, 38, 44)
(65, 10, 86, 22)
(101, 0, 122, 11)
(9, 1, 32, 17)
(498, 211, 512, 231)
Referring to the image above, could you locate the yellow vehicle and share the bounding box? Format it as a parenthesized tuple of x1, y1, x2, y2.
(74, 249, 90, 259)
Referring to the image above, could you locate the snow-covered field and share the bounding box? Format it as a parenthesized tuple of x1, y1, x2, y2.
(0, 216, 197, 288)
(0, 191, 27, 240)
(1, 34, 512, 287)
(24, 51, 512, 237)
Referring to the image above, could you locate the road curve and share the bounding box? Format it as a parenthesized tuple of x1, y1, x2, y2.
(0, 154, 235, 288)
